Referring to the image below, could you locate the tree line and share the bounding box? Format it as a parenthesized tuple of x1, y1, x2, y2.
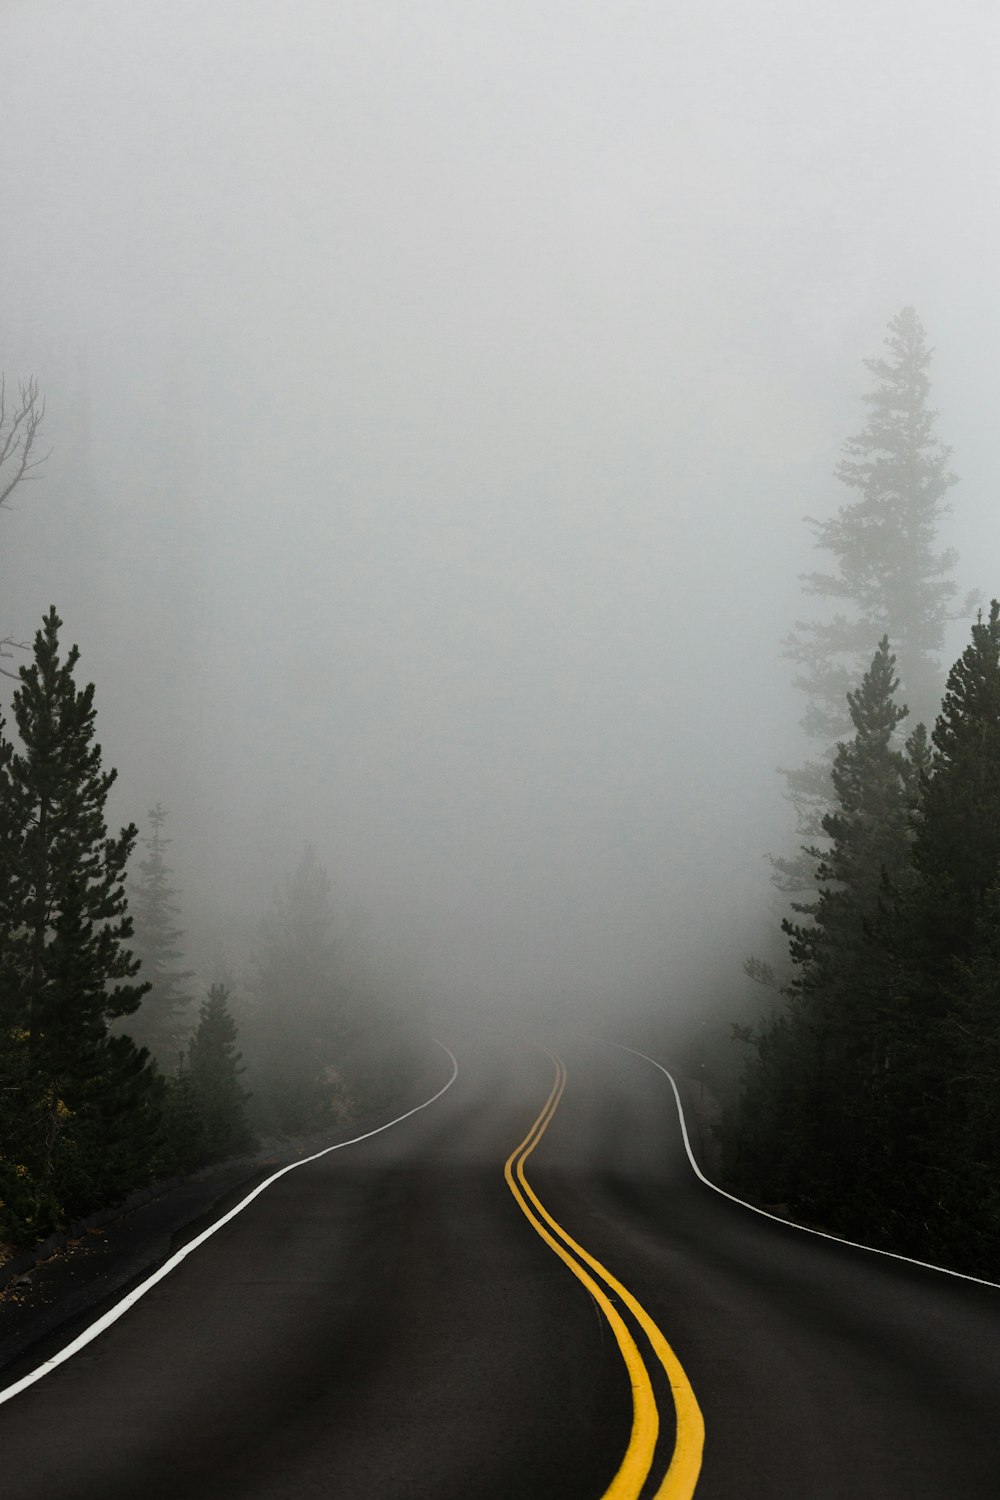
(0, 604, 418, 1246)
(0, 386, 420, 1247)
(723, 310, 1000, 1277)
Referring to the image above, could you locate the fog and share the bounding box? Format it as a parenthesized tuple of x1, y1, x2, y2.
(2, 1, 998, 1026)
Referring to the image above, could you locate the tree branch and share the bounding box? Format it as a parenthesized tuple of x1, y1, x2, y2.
(0, 375, 49, 510)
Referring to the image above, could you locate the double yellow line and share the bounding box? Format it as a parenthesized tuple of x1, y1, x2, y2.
(503, 1053, 704, 1500)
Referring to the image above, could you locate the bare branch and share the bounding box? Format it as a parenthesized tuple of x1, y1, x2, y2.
(0, 632, 29, 680)
(0, 375, 48, 510)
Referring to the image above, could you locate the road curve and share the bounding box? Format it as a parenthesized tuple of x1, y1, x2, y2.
(1, 1029, 999, 1497)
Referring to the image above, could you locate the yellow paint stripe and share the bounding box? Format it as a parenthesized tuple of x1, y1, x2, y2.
(505, 1059, 658, 1499)
(505, 1053, 704, 1500)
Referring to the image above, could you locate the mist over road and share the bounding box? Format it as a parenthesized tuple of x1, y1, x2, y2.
(1, 1033, 998, 1498)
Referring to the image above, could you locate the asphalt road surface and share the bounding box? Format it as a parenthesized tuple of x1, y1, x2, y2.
(1, 1030, 999, 1498)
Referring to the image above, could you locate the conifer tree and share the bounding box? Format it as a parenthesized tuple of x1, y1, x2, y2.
(248, 845, 344, 1133)
(911, 600, 1000, 969)
(185, 984, 254, 1163)
(0, 608, 157, 1221)
(785, 639, 913, 984)
(865, 604, 1000, 1265)
(777, 641, 918, 1218)
(125, 803, 193, 1065)
(778, 309, 967, 882)
(941, 887, 1000, 1258)
(732, 641, 922, 1227)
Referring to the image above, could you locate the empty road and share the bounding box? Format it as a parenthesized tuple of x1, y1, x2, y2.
(1, 1030, 998, 1497)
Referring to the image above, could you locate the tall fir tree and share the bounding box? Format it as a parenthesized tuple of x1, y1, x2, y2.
(730, 640, 923, 1230)
(0, 609, 158, 1229)
(781, 641, 919, 1219)
(125, 803, 193, 1066)
(777, 308, 966, 883)
(867, 603, 1000, 1267)
(785, 638, 914, 984)
(185, 983, 254, 1163)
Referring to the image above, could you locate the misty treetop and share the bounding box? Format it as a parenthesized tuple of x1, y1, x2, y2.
(776, 308, 970, 888)
(789, 308, 964, 735)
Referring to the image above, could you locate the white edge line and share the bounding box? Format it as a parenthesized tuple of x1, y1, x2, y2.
(0, 1041, 460, 1405)
(611, 1041, 1000, 1292)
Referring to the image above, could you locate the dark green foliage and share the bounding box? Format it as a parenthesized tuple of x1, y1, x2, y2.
(911, 601, 1000, 967)
(158, 1060, 203, 1177)
(884, 603, 1000, 1262)
(186, 984, 254, 1163)
(730, 608, 1000, 1276)
(731, 640, 921, 1228)
(124, 803, 194, 1067)
(938, 889, 1000, 1261)
(0, 609, 159, 1238)
(46, 1036, 166, 1220)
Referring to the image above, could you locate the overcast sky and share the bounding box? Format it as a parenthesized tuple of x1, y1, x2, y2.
(1, 1, 998, 1020)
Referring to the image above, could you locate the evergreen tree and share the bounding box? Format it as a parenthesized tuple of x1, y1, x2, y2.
(159, 1055, 203, 1175)
(184, 984, 254, 1163)
(777, 309, 967, 882)
(842, 604, 1000, 1267)
(248, 845, 345, 1134)
(784, 639, 913, 999)
(940, 887, 1000, 1263)
(911, 601, 1000, 968)
(125, 803, 193, 1066)
(0, 608, 157, 1228)
(779, 641, 918, 1220)
(731, 641, 922, 1229)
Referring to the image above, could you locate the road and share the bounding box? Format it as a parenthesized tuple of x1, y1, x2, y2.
(1, 1030, 999, 1498)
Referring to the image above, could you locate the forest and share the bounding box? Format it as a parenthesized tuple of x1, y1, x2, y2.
(720, 309, 1000, 1280)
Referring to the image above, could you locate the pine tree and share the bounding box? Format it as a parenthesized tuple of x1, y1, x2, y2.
(731, 641, 924, 1229)
(940, 887, 1000, 1265)
(125, 803, 193, 1066)
(248, 845, 344, 1134)
(0, 608, 157, 1225)
(785, 638, 913, 987)
(860, 604, 1000, 1267)
(185, 984, 254, 1163)
(911, 601, 1000, 968)
(776, 640, 918, 1223)
(777, 309, 966, 882)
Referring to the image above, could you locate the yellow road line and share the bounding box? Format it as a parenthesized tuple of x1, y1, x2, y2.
(504, 1052, 704, 1500)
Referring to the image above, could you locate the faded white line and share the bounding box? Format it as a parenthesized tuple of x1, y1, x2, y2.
(614, 1042, 1000, 1292)
(0, 1042, 460, 1405)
